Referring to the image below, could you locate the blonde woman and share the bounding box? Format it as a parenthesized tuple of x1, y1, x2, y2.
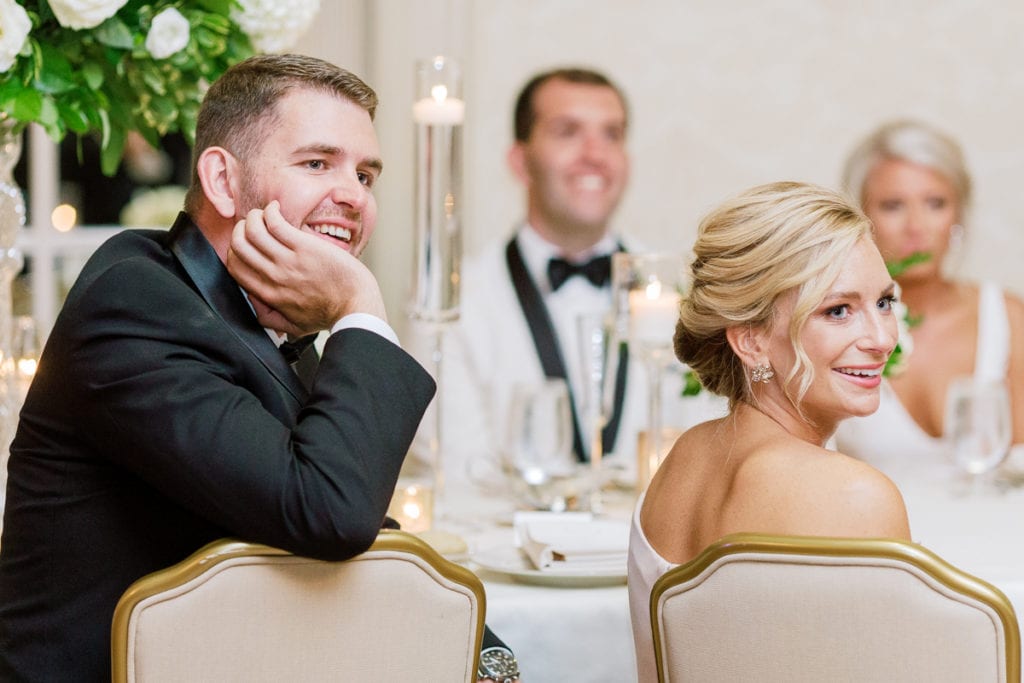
(627, 182, 910, 682)
(834, 120, 1024, 483)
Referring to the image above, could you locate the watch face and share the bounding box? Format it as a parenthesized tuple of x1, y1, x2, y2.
(479, 647, 519, 679)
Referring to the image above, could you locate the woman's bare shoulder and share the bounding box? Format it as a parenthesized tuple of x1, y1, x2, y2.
(1003, 289, 1024, 329)
(730, 443, 911, 540)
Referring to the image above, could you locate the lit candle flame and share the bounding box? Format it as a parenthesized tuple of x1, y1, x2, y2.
(431, 84, 448, 103)
(645, 279, 663, 299)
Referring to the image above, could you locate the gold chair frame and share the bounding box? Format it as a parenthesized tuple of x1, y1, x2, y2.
(112, 529, 486, 682)
(651, 533, 1021, 683)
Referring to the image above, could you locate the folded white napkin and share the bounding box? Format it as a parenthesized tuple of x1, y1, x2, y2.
(513, 512, 629, 573)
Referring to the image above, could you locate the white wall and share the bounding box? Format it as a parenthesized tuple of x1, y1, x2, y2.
(311, 1, 1024, 338)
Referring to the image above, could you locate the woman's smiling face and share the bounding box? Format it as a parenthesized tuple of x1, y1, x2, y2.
(765, 237, 899, 427)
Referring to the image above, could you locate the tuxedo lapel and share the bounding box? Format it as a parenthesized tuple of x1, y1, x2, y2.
(166, 214, 308, 403)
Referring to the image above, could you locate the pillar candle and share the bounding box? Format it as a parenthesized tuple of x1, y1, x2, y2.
(412, 85, 465, 125)
(628, 281, 680, 347)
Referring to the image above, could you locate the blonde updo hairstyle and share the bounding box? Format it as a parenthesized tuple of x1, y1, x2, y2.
(841, 119, 972, 219)
(674, 181, 873, 410)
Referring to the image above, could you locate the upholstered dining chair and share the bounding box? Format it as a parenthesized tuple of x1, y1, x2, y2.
(111, 530, 485, 682)
(650, 533, 1021, 683)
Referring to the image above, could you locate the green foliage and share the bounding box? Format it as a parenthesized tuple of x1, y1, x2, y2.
(886, 251, 931, 278)
(0, 1, 255, 175)
(883, 341, 905, 378)
(882, 252, 929, 377)
(682, 369, 703, 397)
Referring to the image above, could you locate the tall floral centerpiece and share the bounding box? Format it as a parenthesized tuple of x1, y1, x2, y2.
(0, 0, 320, 489)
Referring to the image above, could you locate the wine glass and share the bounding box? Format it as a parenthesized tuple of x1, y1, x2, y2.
(944, 377, 1012, 493)
(503, 379, 579, 511)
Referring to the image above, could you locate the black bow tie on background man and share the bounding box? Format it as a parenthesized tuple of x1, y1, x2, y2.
(547, 253, 613, 291)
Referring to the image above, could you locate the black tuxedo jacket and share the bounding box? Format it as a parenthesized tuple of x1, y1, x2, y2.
(0, 214, 435, 681)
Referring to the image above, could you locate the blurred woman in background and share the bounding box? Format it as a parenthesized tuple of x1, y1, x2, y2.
(835, 120, 1024, 483)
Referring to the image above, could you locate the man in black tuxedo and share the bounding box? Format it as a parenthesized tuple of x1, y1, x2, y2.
(0, 54, 437, 681)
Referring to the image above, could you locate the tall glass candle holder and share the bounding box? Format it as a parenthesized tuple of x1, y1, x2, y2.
(611, 252, 686, 489)
(410, 56, 464, 526)
(411, 55, 463, 324)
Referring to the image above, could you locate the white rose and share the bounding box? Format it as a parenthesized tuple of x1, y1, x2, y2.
(119, 186, 188, 228)
(145, 7, 190, 60)
(0, 0, 31, 73)
(49, 0, 129, 30)
(234, 0, 320, 53)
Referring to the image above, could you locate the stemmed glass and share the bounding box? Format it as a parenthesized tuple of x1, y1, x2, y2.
(944, 377, 1012, 494)
(503, 379, 578, 511)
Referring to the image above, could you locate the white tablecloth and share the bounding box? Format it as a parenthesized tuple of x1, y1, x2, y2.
(446, 490, 637, 683)
(900, 479, 1024, 615)
(480, 576, 634, 682)
(445, 461, 1024, 683)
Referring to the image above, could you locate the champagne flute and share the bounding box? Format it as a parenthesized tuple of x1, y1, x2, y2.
(944, 377, 1012, 493)
(576, 311, 620, 511)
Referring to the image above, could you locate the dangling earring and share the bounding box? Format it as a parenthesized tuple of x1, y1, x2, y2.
(751, 363, 774, 384)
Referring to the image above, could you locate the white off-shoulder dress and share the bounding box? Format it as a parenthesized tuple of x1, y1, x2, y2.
(627, 492, 678, 683)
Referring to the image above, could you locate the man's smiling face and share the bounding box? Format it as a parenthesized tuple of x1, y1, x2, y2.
(511, 78, 629, 246)
(235, 87, 382, 257)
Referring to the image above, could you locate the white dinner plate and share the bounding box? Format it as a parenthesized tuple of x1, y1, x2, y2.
(471, 544, 627, 587)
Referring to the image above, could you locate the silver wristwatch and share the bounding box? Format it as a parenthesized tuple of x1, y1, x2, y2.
(477, 646, 519, 682)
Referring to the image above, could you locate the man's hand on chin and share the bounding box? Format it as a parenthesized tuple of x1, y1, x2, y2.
(226, 201, 388, 333)
(248, 296, 308, 339)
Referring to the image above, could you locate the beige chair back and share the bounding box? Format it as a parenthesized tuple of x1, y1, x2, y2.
(651, 534, 1021, 683)
(112, 530, 485, 682)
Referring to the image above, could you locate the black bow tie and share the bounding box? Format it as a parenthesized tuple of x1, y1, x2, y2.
(278, 333, 318, 364)
(547, 254, 612, 291)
